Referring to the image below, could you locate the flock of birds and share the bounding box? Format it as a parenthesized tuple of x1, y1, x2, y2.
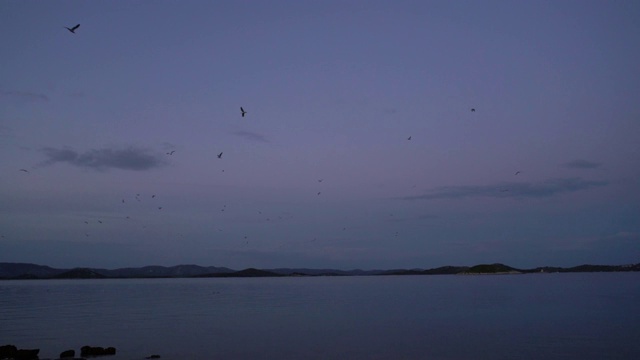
(9, 24, 525, 249)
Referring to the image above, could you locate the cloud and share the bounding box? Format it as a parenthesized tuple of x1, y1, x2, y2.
(232, 130, 269, 143)
(404, 178, 608, 200)
(39, 146, 168, 171)
(563, 159, 601, 169)
(0, 90, 49, 102)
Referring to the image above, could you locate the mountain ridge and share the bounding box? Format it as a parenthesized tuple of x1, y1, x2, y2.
(1, 262, 639, 280)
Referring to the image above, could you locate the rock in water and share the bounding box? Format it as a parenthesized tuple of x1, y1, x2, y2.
(60, 349, 75, 358)
(14, 348, 40, 360)
(0, 345, 18, 359)
(80, 346, 116, 357)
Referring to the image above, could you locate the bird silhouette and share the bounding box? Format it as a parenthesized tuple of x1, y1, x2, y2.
(19, 169, 29, 173)
(65, 24, 80, 33)
(515, 171, 521, 175)
(317, 192, 321, 195)
(240, 107, 247, 117)
(407, 136, 412, 140)
(318, 179, 323, 182)
(166, 150, 175, 155)
(470, 108, 476, 112)
(217, 152, 223, 159)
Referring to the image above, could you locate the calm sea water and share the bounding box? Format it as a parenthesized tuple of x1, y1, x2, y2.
(1, 273, 639, 360)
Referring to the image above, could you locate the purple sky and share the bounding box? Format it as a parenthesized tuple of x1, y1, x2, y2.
(1, 0, 639, 270)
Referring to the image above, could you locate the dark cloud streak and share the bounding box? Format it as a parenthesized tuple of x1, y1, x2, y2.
(404, 178, 608, 200)
(39, 146, 167, 171)
(0, 90, 49, 102)
(563, 159, 601, 169)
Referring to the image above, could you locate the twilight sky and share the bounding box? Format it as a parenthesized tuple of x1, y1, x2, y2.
(1, 0, 639, 270)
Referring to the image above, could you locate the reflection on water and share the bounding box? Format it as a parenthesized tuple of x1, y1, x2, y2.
(1, 274, 639, 359)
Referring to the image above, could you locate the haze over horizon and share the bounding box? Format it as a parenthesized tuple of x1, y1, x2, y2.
(1, 1, 639, 270)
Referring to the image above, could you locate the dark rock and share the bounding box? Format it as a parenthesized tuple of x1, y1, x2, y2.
(80, 346, 116, 357)
(146, 355, 161, 359)
(14, 348, 40, 360)
(59, 349, 75, 358)
(0, 345, 18, 359)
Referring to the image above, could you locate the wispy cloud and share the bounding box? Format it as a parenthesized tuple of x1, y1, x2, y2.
(39, 146, 168, 171)
(0, 90, 49, 102)
(563, 159, 601, 169)
(232, 130, 269, 143)
(403, 178, 608, 200)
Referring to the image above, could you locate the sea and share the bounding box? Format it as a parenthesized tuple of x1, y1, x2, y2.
(1, 273, 639, 360)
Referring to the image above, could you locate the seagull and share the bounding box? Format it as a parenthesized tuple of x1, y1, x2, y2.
(515, 171, 521, 175)
(318, 179, 323, 183)
(65, 24, 80, 33)
(166, 151, 175, 155)
(152, 195, 156, 198)
(470, 108, 476, 112)
(122, 199, 125, 203)
(407, 136, 412, 140)
(98, 220, 102, 224)
(158, 207, 162, 210)
(217, 152, 223, 159)
(19, 169, 29, 173)
(317, 192, 321, 195)
(240, 107, 247, 117)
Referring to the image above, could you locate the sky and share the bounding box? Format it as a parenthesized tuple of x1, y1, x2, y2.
(1, 0, 639, 270)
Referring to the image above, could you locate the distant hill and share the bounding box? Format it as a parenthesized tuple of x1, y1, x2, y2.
(462, 263, 522, 274)
(54, 268, 107, 279)
(0, 262, 66, 279)
(0, 262, 638, 280)
(382, 266, 470, 275)
(197, 268, 283, 278)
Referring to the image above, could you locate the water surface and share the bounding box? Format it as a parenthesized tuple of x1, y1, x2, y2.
(1, 273, 639, 359)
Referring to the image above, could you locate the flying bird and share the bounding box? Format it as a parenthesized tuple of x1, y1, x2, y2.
(166, 151, 175, 155)
(407, 136, 411, 140)
(19, 169, 29, 173)
(317, 192, 321, 195)
(515, 171, 521, 175)
(65, 24, 80, 33)
(318, 179, 323, 183)
(217, 152, 223, 159)
(470, 108, 476, 112)
(240, 107, 247, 117)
